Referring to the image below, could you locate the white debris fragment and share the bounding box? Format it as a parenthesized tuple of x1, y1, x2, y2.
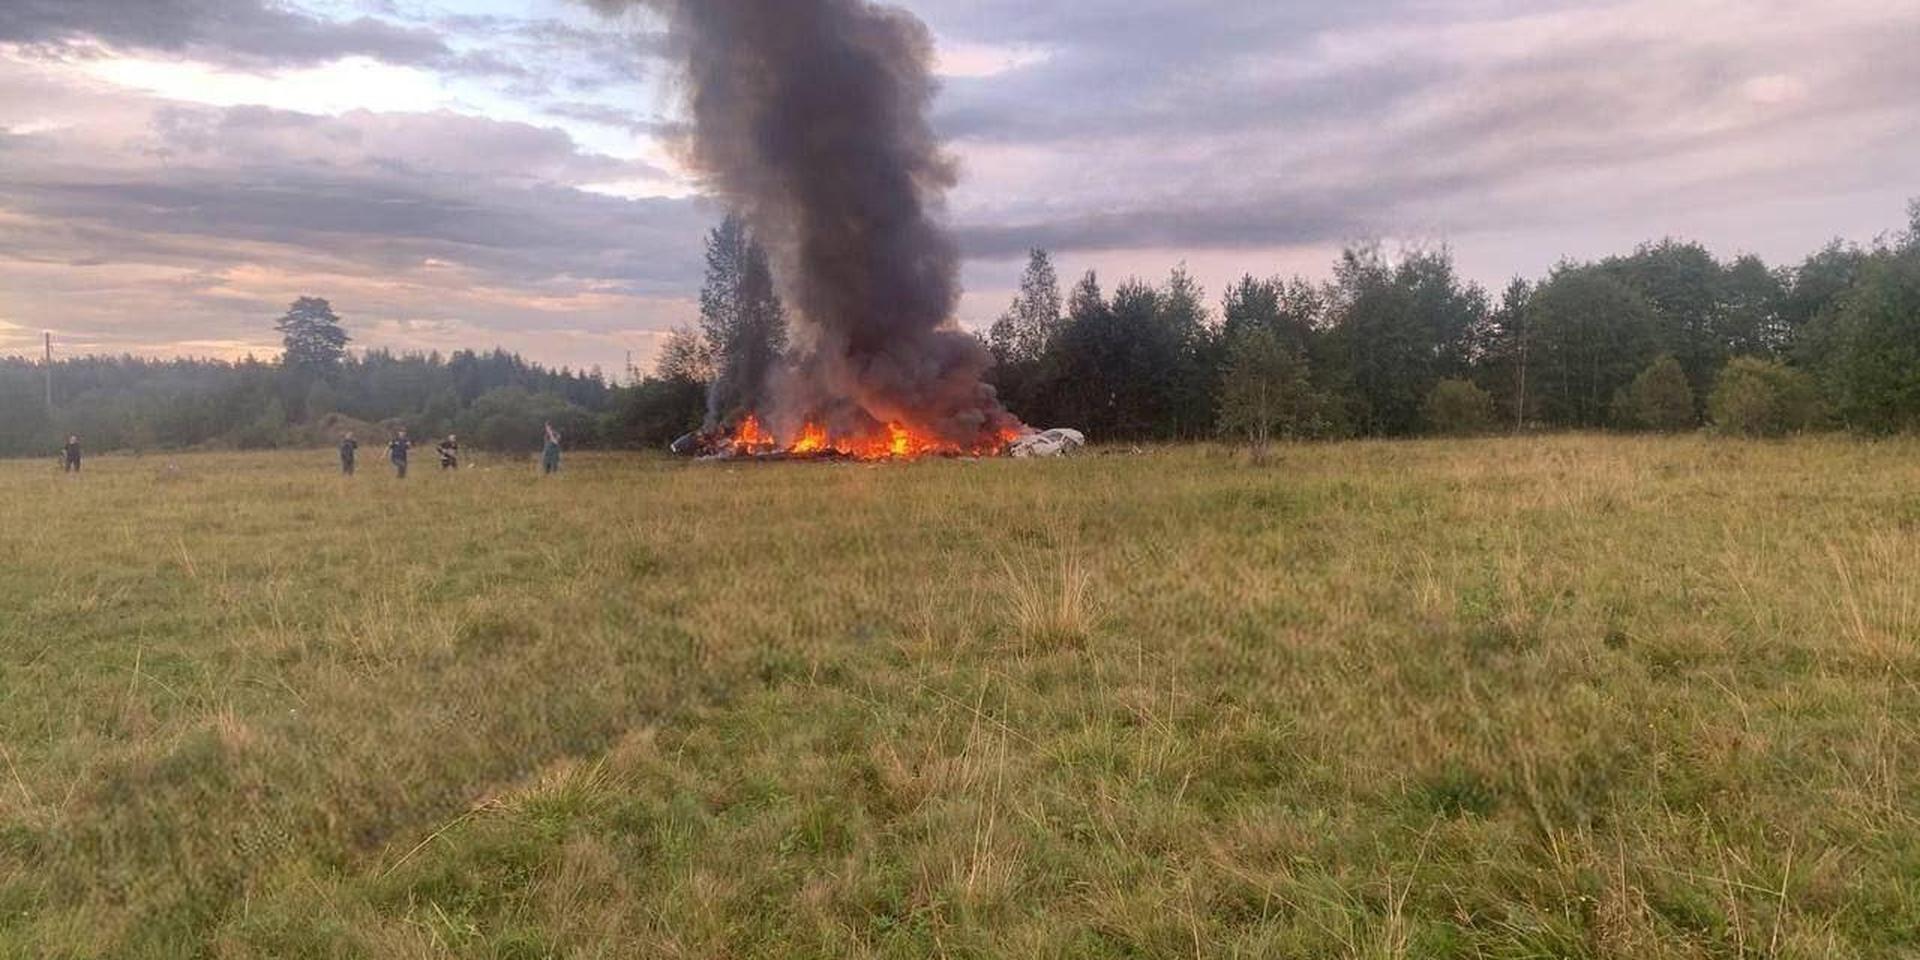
(1007, 428, 1086, 458)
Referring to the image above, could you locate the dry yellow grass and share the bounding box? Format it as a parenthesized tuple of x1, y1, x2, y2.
(0, 435, 1916, 957)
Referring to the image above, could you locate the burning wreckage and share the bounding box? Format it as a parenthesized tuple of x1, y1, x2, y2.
(600, 0, 1081, 463)
(672, 419, 1085, 461)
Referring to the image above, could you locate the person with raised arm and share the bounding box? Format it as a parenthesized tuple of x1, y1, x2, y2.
(540, 422, 562, 475)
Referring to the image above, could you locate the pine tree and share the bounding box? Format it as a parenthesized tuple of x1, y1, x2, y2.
(275, 297, 349, 373)
(699, 214, 788, 422)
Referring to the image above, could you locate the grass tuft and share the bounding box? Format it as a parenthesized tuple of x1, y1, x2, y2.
(999, 548, 1096, 650)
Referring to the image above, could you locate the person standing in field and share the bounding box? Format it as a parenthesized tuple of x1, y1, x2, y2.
(541, 422, 562, 475)
(389, 429, 412, 479)
(437, 434, 459, 471)
(62, 435, 81, 473)
(339, 432, 359, 476)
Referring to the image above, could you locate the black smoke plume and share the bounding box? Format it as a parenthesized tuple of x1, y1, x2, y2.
(592, 0, 1024, 444)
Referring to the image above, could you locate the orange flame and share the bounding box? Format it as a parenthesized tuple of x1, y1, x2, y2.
(790, 422, 829, 454)
(732, 414, 774, 451)
(720, 414, 1022, 460)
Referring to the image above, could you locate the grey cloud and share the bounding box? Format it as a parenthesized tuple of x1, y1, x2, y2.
(0, 0, 645, 84)
(958, 201, 1355, 261)
(418, 14, 670, 95)
(145, 104, 671, 183)
(542, 102, 686, 138)
(2, 168, 708, 296)
(0, 97, 711, 296)
(928, 0, 1920, 258)
(0, 0, 451, 68)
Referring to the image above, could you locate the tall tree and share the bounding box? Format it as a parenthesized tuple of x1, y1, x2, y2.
(1039, 271, 1124, 437)
(699, 214, 788, 423)
(275, 297, 350, 374)
(986, 249, 1064, 424)
(1324, 244, 1487, 435)
(1786, 241, 1869, 373)
(1220, 275, 1281, 349)
(989, 249, 1063, 365)
(1216, 326, 1325, 447)
(1718, 254, 1787, 360)
(1104, 278, 1174, 439)
(1159, 264, 1220, 437)
(1602, 240, 1724, 401)
(1525, 265, 1660, 427)
(1818, 228, 1920, 433)
(1469, 277, 1534, 429)
(1222, 276, 1323, 356)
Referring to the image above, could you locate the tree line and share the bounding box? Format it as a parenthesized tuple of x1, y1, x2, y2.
(8, 200, 1917, 457)
(617, 199, 1920, 447)
(1, 297, 616, 458)
(976, 200, 1920, 443)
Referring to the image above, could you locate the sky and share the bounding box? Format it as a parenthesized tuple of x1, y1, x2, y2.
(1, 0, 1916, 376)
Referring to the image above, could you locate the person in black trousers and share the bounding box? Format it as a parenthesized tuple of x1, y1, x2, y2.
(339, 432, 359, 475)
(388, 430, 412, 479)
(62, 436, 81, 473)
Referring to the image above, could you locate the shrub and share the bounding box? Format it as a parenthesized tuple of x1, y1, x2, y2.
(608, 377, 707, 449)
(233, 398, 290, 450)
(1423, 379, 1496, 436)
(454, 387, 600, 452)
(1615, 354, 1696, 431)
(1709, 357, 1821, 437)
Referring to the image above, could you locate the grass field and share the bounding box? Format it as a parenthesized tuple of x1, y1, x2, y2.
(2, 437, 1918, 958)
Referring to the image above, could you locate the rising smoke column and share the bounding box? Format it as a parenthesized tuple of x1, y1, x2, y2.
(594, 0, 1024, 444)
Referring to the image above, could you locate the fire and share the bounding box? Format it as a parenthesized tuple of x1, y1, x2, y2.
(708, 415, 1021, 460)
(731, 414, 776, 453)
(790, 421, 829, 454)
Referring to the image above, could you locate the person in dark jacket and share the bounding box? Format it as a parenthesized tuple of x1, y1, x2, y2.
(437, 434, 459, 471)
(388, 430, 412, 479)
(62, 436, 81, 473)
(541, 422, 562, 475)
(339, 432, 359, 475)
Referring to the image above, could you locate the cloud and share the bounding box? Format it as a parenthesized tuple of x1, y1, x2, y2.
(6, 0, 1920, 369)
(543, 101, 685, 138)
(927, 0, 1920, 266)
(0, 58, 714, 367)
(0, 0, 450, 69)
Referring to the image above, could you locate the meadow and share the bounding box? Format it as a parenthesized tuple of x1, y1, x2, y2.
(1, 436, 1917, 958)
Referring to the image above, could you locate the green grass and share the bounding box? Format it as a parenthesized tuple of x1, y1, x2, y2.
(1, 437, 1917, 958)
